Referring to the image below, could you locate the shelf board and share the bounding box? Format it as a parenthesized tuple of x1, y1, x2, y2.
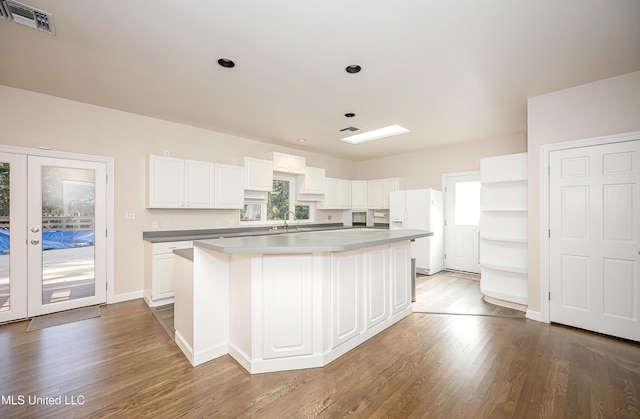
(481, 263, 528, 275)
(481, 178, 527, 184)
(480, 236, 527, 243)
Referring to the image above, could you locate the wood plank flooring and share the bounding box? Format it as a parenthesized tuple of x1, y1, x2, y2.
(413, 271, 525, 317)
(1, 298, 639, 418)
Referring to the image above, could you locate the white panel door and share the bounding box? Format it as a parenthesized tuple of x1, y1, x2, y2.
(550, 140, 640, 341)
(443, 173, 481, 273)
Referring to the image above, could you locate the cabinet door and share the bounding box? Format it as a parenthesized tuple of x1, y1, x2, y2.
(300, 167, 325, 194)
(244, 157, 273, 191)
(153, 253, 176, 300)
(272, 152, 292, 172)
(147, 155, 184, 208)
(262, 255, 314, 359)
(351, 181, 368, 210)
(289, 155, 306, 174)
(367, 179, 383, 209)
(364, 245, 389, 329)
(322, 178, 341, 209)
(185, 160, 215, 208)
(330, 249, 364, 348)
(389, 242, 411, 315)
(214, 164, 244, 208)
(382, 178, 400, 209)
(340, 179, 352, 209)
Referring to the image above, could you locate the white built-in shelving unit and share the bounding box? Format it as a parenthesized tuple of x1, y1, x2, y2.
(479, 152, 528, 307)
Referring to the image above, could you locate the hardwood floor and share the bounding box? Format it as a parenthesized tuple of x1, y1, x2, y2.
(1, 299, 639, 418)
(413, 271, 525, 317)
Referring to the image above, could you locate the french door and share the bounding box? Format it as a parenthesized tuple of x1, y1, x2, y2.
(549, 140, 640, 341)
(0, 153, 106, 323)
(443, 172, 481, 274)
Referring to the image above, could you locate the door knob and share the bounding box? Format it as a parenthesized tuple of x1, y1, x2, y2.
(30, 239, 40, 245)
(31, 227, 40, 233)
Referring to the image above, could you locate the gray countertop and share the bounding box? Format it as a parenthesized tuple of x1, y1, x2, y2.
(193, 228, 433, 254)
(144, 223, 383, 243)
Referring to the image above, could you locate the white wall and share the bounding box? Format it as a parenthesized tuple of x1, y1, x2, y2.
(0, 85, 355, 297)
(527, 71, 640, 313)
(355, 134, 527, 188)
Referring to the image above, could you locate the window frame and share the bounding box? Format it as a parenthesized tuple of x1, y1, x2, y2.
(240, 175, 314, 226)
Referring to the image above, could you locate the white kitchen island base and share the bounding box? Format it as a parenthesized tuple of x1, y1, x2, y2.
(174, 229, 430, 374)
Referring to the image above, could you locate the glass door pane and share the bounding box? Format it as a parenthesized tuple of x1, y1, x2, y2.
(0, 162, 10, 312)
(41, 167, 96, 305)
(0, 153, 27, 323)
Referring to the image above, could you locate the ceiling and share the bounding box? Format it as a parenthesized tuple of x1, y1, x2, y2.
(1, 1, 639, 161)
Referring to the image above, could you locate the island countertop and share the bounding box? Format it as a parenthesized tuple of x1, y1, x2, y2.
(194, 228, 432, 254)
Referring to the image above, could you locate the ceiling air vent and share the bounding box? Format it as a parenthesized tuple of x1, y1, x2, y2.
(340, 126, 359, 132)
(0, 0, 55, 35)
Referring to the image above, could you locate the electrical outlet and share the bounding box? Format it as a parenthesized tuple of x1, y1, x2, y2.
(327, 215, 332, 221)
(151, 220, 158, 229)
(215, 219, 221, 227)
(125, 210, 136, 220)
(163, 220, 170, 228)
(228, 219, 235, 226)
(163, 150, 170, 157)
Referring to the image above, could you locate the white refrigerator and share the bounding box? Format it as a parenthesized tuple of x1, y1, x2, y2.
(389, 188, 444, 275)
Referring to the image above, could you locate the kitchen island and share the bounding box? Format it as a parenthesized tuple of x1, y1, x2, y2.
(173, 228, 432, 373)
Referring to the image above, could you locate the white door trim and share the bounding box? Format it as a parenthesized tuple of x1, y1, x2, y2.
(0, 145, 116, 305)
(539, 130, 640, 324)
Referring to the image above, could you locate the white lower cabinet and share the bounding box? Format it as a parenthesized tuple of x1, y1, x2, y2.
(364, 245, 389, 329)
(390, 241, 412, 315)
(262, 255, 314, 359)
(144, 240, 192, 306)
(181, 241, 414, 372)
(330, 249, 364, 348)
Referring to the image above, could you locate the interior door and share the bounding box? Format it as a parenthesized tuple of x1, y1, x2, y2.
(0, 153, 28, 323)
(27, 156, 107, 317)
(549, 140, 640, 341)
(444, 173, 481, 274)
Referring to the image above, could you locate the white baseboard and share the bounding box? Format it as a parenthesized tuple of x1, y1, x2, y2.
(109, 290, 143, 304)
(175, 331, 195, 366)
(525, 309, 545, 323)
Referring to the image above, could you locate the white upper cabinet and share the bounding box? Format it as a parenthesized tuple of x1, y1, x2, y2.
(244, 157, 273, 191)
(270, 152, 306, 174)
(351, 180, 368, 211)
(339, 179, 352, 209)
(185, 160, 216, 208)
(367, 178, 406, 209)
(367, 179, 383, 209)
(148, 155, 216, 209)
(147, 155, 185, 208)
(297, 166, 325, 197)
(214, 164, 244, 209)
(382, 178, 406, 209)
(147, 155, 243, 209)
(319, 178, 352, 209)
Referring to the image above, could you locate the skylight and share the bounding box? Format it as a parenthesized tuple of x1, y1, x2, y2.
(340, 124, 409, 144)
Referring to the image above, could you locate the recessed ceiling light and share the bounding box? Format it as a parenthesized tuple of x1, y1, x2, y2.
(340, 124, 409, 144)
(296, 138, 307, 143)
(218, 58, 235, 68)
(345, 65, 361, 74)
(344, 113, 355, 118)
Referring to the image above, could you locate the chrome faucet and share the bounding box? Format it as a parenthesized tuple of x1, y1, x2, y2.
(283, 210, 299, 231)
